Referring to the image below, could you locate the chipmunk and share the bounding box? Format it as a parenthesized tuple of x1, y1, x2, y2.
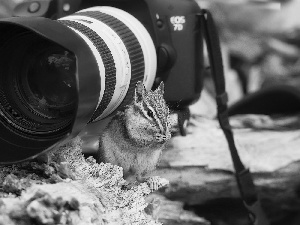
(97, 81, 171, 186)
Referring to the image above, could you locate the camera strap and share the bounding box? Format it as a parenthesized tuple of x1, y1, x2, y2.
(198, 9, 270, 225)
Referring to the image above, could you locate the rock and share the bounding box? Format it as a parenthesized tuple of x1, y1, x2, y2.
(0, 138, 170, 225)
(147, 194, 210, 225)
(152, 114, 300, 224)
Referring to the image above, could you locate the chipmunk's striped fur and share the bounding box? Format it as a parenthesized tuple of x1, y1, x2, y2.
(97, 81, 171, 182)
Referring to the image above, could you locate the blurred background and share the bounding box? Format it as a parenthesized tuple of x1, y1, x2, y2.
(192, 0, 300, 118)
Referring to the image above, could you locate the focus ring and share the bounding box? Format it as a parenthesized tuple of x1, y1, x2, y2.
(75, 11, 145, 110)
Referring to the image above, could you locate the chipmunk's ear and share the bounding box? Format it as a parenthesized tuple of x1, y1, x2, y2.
(156, 81, 164, 95)
(134, 81, 146, 102)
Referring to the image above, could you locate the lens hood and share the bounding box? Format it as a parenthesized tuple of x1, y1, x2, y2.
(0, 17, 101, 164)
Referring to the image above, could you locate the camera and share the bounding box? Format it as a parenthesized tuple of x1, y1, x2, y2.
(0, 0, 203, 163)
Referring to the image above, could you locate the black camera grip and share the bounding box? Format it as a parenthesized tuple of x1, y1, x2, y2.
(199, 9, 270, 225)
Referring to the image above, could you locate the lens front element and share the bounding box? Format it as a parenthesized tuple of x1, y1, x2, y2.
(0, 30, 77, 137)
(24, 49, 76, 119)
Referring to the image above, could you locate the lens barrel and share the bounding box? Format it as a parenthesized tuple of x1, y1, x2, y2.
(0, 7, 156, 164)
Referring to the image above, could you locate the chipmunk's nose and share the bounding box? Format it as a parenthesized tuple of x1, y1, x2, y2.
(165, 129, 171, 141)
(164, 122, 171, 140)
(156, 117, 171, 141)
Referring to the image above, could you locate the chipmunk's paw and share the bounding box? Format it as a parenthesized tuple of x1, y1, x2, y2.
(121, 175, 140, 190)
(146, 176, 169, 192)
(121, 181, 139, 190)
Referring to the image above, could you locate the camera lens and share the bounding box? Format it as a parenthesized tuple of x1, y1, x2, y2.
(0, 6, 157, 163)
(0, 30, 77, 137)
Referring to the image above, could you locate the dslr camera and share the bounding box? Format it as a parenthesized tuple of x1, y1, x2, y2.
(0, 0, 204, 163)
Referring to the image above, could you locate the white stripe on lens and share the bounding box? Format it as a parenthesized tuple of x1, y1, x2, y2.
(80, 6, 157, 91)
(59, 15, 132, 121)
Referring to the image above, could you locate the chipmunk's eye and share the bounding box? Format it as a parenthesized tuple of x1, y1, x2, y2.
(147, 109, 154, 118)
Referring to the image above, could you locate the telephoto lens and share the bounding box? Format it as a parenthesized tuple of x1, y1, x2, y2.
(0, 6, 157, 164)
